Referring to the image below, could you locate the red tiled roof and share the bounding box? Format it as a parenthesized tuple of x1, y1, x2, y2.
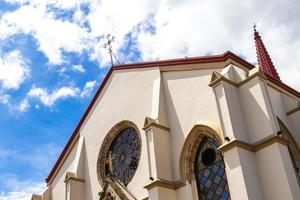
(254, 26, 281, 81)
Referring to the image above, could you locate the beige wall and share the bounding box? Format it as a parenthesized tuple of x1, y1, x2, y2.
(239, 77, 278, 143)
(256, 143, 300, 200)
(80, 67, 160, 199)
(224, 147, 265, 200)
(267, 85, 300, 145)
(162, 69, 222, 180)
(46, 62, 300, 200)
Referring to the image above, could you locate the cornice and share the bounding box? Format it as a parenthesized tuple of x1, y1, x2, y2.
(219, 135, 288, 153)
(144, 179, 185, 191)
(287, 107, 300, 116)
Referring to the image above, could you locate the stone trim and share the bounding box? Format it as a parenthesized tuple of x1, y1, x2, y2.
(64, 177, 85, 183)
(96, 120, 141, 187)
(255, 135, 288, 152)
(209, 71, 265, 88)
(179, 124, 223, 183)
(218, 135, 288, 153)
(209, 75, 238, 87)
(218, 139, 254, 153)
(64, 171, 84, 183)
(31, 195, 42, 200)
(143, 117, 170, 131)
(287, 107, 300, 116)
(209, 69, 300, 101)
(144, 179, 185, 191)
(143, 122, 170, 132)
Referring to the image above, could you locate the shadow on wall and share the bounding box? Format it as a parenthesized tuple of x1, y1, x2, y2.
(162, 69, 220, 180)
(84, 142, 93, 200)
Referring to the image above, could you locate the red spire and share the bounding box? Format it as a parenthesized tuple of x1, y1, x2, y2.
(254, 25, 281, 81)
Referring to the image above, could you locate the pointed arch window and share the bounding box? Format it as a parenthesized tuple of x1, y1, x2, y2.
(194, 137, 230, 200)
(281, 127, 300, 183)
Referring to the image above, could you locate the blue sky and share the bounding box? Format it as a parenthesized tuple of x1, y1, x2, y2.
(0, 0, 299, 199)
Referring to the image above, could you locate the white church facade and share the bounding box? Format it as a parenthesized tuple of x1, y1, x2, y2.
(32, 29, 300, 200)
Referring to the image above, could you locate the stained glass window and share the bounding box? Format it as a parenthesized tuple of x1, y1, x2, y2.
(195, 137, 230, 200)
(105, 127, 141, 186)
(282, 130, 300, 183)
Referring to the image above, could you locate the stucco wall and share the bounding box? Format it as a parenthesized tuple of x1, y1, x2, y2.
(79, 67, 160, 199)
(239, 77, 278, 143)
(47, 63, 300, 200)
(267, 85, 300, 145)
(255, 143, 300, 200)
(162, 68, 222, 180)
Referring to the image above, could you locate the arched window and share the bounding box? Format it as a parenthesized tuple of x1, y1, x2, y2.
(194, 137, 230, 200)
(278, 119, 300, 183)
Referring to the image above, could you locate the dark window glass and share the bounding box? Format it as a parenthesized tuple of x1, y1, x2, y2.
(105, 127, 141, 185)
(195, 137, 230, 200)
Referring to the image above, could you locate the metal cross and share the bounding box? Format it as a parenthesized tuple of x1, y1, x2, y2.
(104, 34, 115, 66)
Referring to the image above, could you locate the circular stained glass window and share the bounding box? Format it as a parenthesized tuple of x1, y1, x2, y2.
(105, 127, 141, 185)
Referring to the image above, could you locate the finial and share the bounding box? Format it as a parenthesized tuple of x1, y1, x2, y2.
(253, 22, 259, 38)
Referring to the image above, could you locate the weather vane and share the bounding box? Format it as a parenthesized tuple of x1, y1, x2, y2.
(103, 34, 120, 66)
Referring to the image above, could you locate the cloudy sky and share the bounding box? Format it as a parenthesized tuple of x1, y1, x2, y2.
(0, 0, 299, 199)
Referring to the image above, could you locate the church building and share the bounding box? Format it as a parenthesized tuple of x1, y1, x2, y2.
(32, 28, 300, 200)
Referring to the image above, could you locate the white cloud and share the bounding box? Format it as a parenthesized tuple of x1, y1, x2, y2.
(18, 99, 29, 112)
(134, 0, 300, 90)
(0, 175, 45, 200)
(0, 50, 30, 90)
(0, 0, 299, 90)
(72, 64, 85, 73)
(80, 80, 96, 98)
(0, 3, 91, 64)
(0, 94, 29, 112)
(0, 94, 10, 104)
(27, 86, 80, 106)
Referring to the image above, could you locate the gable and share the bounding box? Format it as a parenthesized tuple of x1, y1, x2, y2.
(45, 50, 300, 185)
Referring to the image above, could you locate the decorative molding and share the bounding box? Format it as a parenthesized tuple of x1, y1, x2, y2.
(179, 124, 223, 184)
(255, 135, 288, 152)
(99, 176, 137, 200)
(287, 107, 300, 116)
(113, 51, 254, 70)
(64, 171, 84, 183)
(64, 177, 85, 183)
(218, 135, 288, 153)
(143, 117, 157, 128)
(209, 69, 300, 103)
(210, 71, 223, 83)
(143, 117, 170, 132)
(96, 120, 141, 187)
(144, 179, 185, 191)
(209, 70, 265, 89)
(31, 195, 42, 200)
(209, 75, 239, 88)
(218, 139, 254, 153)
